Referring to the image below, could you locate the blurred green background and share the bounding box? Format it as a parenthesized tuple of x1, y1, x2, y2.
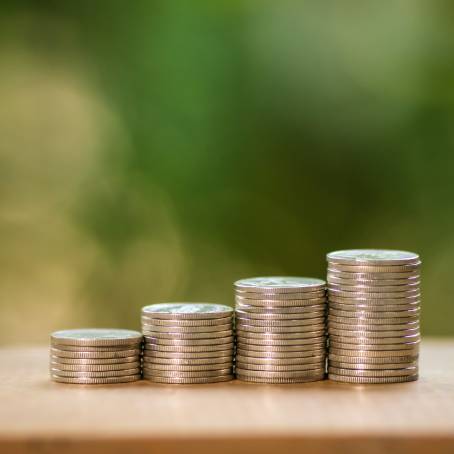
(1, 1, 453, 344)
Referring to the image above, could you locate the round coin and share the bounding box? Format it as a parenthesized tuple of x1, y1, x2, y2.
(50, 367, 141, 378)
(236, 347, 325, 358)
(144, 349, 233, 359)
(329, 360, 417, 370)
(236, 329, 325, 340)
(236, 361, 325, 372)
(328, 374, 418, 384)
(329, 334, 420, 345)
(50, 355, 140, 365)
(140, 316, 232, 327)
(328, 366, 417, 377)
(143, 343, 234, 353)
(328, 328, 419, 338)
(328, 321, 419, 331)
(329, 347, 419, 357)
(237, 337, 326, 347)
(328, 354, 418, 364)
(327, 283, 420, 293)
(328, 314, 419, 325)
(327, 275, 420, 286)
(144, 336, 234, 346)
(328, 302, 420, 312)
(328, 289, 420, 299)
(235, 291, 326, 300)
(143, 368, 232, 378)
(235, 354, 325, 365)
(49, 344, 140, 352)
(328, 341, 420, 351)
(236, 374, 325, 384)
(235, 368, 325, 379)
(50, 361, 141, 372)
(142, 303, 233, 320)
(143, 374, 233, 384)
(235, 314, 325, 327)
(236, 323, 326, 334)
(329, 309, 420, 319)
(51, 329, 143, 347)
(143, 356, 233, 366)
(50, 348, 141, 359)
(234, 277, 326, 293)
(327, 268, 420, 278)
(141, 323, 232, 333)
(236, 295, 326, 306)
(326, 250, 420, 266)
(51, 374, 141, 384)
(142, 330, 233, 339)
(143, 362, 232, 372)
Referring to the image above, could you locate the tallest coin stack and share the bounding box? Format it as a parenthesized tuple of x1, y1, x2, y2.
(326, 249, 421, 384)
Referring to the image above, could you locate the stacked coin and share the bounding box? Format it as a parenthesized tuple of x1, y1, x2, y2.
(326, 249, 421, 384)
(141, 303, 234, 384)
(50, 329, 143, 384)
(234, 277, 327, 384)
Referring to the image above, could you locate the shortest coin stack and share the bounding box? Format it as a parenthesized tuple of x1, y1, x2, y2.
(50, 329, 143, 384)
(234, 277, 327, 384)
(141, 303, 234, 384)
(327, 249, 421, 384)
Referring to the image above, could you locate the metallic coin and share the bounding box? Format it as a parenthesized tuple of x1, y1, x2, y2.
(234, 276, 326, 293)
(143, 349, 233, 359)
(328, 341, 420, 351)
(235, 295, 326, 307)
(51, 374, 141, 384)
(50, 348, 141, 359)
(49, 344, 141, 352)
(237, 308, 326, 319)
(143, 343, 234, 353)
(328, 321, 419, 331)
(235, 354, 325, 365)
(329, 334, 420, 345)
(327, 268, 420, 279)
(326, 249, 420, 266)
(236, 323, 326, 334)
(142, 303, 233, 319)
(141, 323, 232, 333)
(238, 340, 326, 350)
(50, 329, 143, 347)
(236, 347, 325, 357)
(236, 303, 326, 315)
(140, 316, 232, 327)
(235, 314, 325, 327)
(236, 361, 325, 372)
(142, 330, 233, 339)
(50, 361, 141, 372)
(328, 314, 419, 325)
(50, 355, 140, 365)
(144, 335, 234, 346)
(328, 374, 418, 384)
(143, 362, 232, 372)
(143, 356, 233, 366)
(144, 368, 232, 378)
(328, 354, 418, 364)
(329, 360, 417, 370)
(143, 374, 233, 384)
(237, 337, 326, 347)
(235, 368, 325, 379)
(50, 367, 141, 378)
(327, 275, 420, 286)
(235, 291, 326, 300)
(328, 289, 420, 299)
(327, 293, 420, 303)
(328, 328, 419, 338)
(329, 308, 420, 319)
(328, 302, 420, 312)
(236, 329, 325, 340)
(328, 282, 420, 293)
(329, 347, 419, 357)
(236, 374, 325, 384)
(328, 366, 417, 377)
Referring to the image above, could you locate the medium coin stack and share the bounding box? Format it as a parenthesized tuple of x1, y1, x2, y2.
(141, 303, 234, 384)
(50, 329, 143, 384)
(326, 249, 421, 384)
(234, 277, 327, 384)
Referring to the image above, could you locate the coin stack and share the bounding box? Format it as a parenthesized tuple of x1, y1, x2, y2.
(50, 329, 143, 384)
(141, 303, 234, 384)
(234, 277, 327, 384)
(326, 249, 421, 384)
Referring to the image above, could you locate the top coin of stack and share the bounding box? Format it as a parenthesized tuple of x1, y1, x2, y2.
(141, 303, 234, 384)
(326, 249, 421, 384)
(234, 277, 327, 384)
(50, 329, 143, 384)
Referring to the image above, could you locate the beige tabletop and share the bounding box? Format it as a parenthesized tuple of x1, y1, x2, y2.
(1, 339, 453, 454)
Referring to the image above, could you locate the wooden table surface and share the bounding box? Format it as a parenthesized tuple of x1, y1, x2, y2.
(1, 339, 454, 454)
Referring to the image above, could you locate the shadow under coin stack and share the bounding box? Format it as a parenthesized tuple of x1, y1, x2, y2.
(50, 329, 143, 384)
(234, 277, 327, 384)
(141, 303, 234, 384)
(326, 249, 421, 384)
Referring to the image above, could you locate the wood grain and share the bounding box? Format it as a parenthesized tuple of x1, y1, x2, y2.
(1, 339, 453, 454)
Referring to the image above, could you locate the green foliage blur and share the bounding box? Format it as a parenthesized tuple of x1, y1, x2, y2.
(1, 1, 454, 343)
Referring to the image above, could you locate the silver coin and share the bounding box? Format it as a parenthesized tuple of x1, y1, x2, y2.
(143, 349, 233, 359)
(328, 374, 418, 384)
(328, 328, 419, 338)
(329, 334, 420, 345)
(235, 354, 325, 365)
(329, 360, 417, 370)
(49, 355, 140, 365)
(328, 366, 417, 377)
(49, 344, 141, 352)
(51, 374, 141, 384)
(236, 329, 325, 340)
(141, 323, 232, 333)
(328, 295, 420, 306)
(328, 282, 420, 293)
(142, 330, 233, 339)
(143, 356, 233, 365)
(140, 316, 232, 327)
(236, 361, 325, 372)
(142, 303, 233, 319)
(237, 337, 326, 347)
(50, 348, 141, 359)
(236, 323, 326, 334)
(327, 268, 420, 279)
(328, 314, 419, 325)
(235, 314, 325, 327)
(236, 347, 326, 358)
(143, 362, 232, 372)
(235, 368, 325, 378)
(235, 295, 326, 306)
(235, 291, 326, 300)
(143, 374, 233, 384)
(327, 275, 420, 286)
(328, 289, 420, 299)
(328, 321, 419, 331)
(236, 374, 325, 384)
(50, 329, 143, 347)
(234, 276, 326, 293)
(50, 367, 141, 378)
(328, 302, 420, 312)
(50, 361, 141, 372)
(329, 347, 419, 357)
(143, 368, 232, 378)
(144, 335, 234, 346)
(328, 341, 420, 351)
(143, 343, 234, 353)
(236, 303, 326, 315)
(329, 308, 420, 319)
(328, 353, 418, 364)
(326, 249, 420, 266)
